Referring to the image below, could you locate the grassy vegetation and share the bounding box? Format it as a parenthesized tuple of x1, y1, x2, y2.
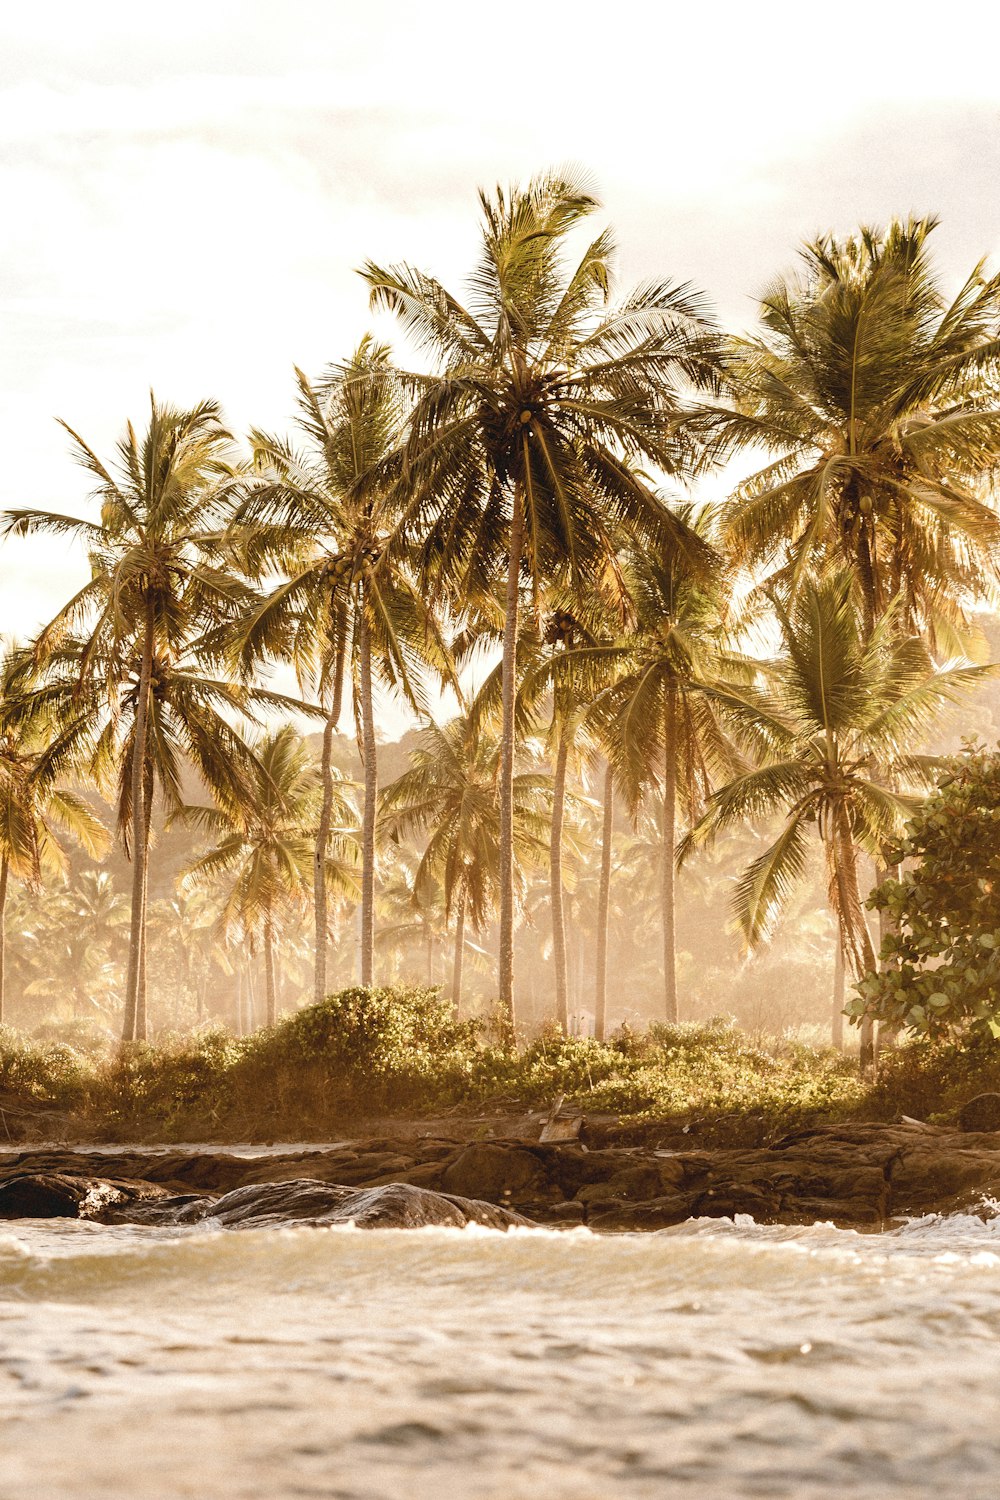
(0, 986, 996, 1147)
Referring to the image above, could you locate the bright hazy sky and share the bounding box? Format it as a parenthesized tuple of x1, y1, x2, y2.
(3, 0, 1000, 721)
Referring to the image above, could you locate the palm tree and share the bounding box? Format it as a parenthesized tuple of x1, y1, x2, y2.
(363, 169, 721, 1025)
(0, 652, 109, 1021)
(7, 623, 299, 1037)
(536, 518, 746, 1022)
(229, 339, 451, 998)
(23, 869, 127, 1022)
(177, 725, 359, 1026)
(3, 396, 248, 1040)
(379, 707, 550, 1009)
(717, 217, 1000, 648)
(682, 570, 989, 1065)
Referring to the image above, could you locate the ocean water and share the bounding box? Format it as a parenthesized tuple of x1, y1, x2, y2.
(2, 1211, 1000, 1499)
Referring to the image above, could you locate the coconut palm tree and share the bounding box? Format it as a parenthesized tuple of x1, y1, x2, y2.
(681, 570, 991, 1066)
(379, 707, 550, 1009)
(5, 629, 293, 1038)
(717, 217, 1000, 648)
(177, 725, 359, 1026)
(23, 868, 127, 1022)
(0, 652, 109, 1021)
(531, 516, 747, 1022)
(228, 339, 451, 998)
(3, 396, 249, 1040)
(363, 169, 721, 1025)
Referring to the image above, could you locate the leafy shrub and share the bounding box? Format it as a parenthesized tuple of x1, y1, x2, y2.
(853, 746, 1000, 1039)
(866, 1032, 1000, 1124)
(0, 1025, 88, 1108)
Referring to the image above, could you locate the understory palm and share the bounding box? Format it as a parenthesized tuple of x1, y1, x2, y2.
(539, 518, 746, 1022)
(380, 707, 550, 1008)
(178, 725, 358, 1025)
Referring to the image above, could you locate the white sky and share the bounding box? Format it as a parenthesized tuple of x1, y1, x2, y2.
(3, 0, 1000, 729)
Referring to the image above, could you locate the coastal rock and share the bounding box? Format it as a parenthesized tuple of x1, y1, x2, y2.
(958, 1094, 1000, 1133)
(90, 1176, 532, 1232)
(440, 1143, 547, 1203)
(7, 1120, 1000, 1231)
(0, 1172, 170, 1220)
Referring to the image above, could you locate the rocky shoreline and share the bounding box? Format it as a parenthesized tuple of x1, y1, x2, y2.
(3, 1118, 1000, 1230)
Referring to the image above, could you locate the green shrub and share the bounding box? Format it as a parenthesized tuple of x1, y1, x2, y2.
(0, 1025, 88, 1108)
(853, 746, 1000, 1039)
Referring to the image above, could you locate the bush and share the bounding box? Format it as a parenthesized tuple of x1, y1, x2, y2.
(0, 989, 869, 1143)
(0, 1025, 88, 1108)
(231, 985, 484, 1125)
(853, 746, 1000, 1040)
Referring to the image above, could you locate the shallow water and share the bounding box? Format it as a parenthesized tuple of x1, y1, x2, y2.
(3, 1211, 1000, 1498)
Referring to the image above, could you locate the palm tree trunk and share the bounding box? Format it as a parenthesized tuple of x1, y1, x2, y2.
(662, 684, 679, 1024)
(832, 820, 878, 1070)
(452, 885, 467, 1011)
(832, 939, 845, 1050)
(235, 966, 243, 1037)
(246, 962, 256, 1031)
(264, 909, 277, 1027)
(549, 724, 570, 1030)
(314, 601, 348, 1004)
(594, 763, 613, 1043)
(498, 483, 525, 1031)
(122, 613, 154, 1043)
(358, 595, 377, 988)
(135, 771, 153, 1041)
(0, 857, 8, 1026)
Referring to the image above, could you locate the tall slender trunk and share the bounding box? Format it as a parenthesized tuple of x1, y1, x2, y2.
(314, 601, 348, 1004)
(549, 725, 570, 1030)
(498, 482, 525, 1031)
(246, 962, 256, 1033)
(264, 908, 277, 1027)
(235, 966, 243, 1037)
(425, 926, 434, 986)
(0, 858, 8, 1026)
(594, 763, 614, 1043)
(662, 684, 678, 1024)
(832, 938, 845, 1050)
(832, 820, 878, 1071)
(135, 771, 153, 1041)
(122, 612, 154, 1043)
(452, 885, 467, 1012)
(359, 594, 377, 987)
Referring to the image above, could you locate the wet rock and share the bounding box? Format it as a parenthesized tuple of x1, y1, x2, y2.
(440, 1143, 547, 1203)
(0, 1172, 169, 1220)
(102, 1177, 532, 1231)
(588, 1194, 698, 1232)
(958, 1094, 1000, 1133)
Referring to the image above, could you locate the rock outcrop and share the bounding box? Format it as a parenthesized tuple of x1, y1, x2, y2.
(4, 1119, 1000, 1230)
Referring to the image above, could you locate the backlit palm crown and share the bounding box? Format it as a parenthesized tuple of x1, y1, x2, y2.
(719, 217, 1000, 646)
(363, 171, 722, 608)
(685, 570, 991, 963)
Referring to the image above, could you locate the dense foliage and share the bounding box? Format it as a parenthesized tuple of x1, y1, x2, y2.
(0, 990, 864, 1144)
(853, 747, 1000, 1038)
